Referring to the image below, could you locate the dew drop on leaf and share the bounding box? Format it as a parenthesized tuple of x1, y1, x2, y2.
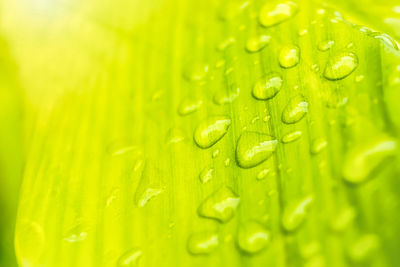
(310, 138, 327, 154)
(198, 187, 240, 223)
(187, 231, 219, 255)
(252, 73, 283, 100)
(281, 130, 302, 144)
(282, 195, 313, 231)
(323, 52, 358, 80)
(117, 248, 142, 266)
(279, 44, 300, 68)
(178, 97, 203, 116)
(281, 95, 308, 124)
(245, 35, 271, 53)
(237, 221, 271, 254)
(194, 116, 231, 149)
(199, 167, 214, 183)
(342, 137, 397, 184)
(317, 40, 334, 52)
(236, 131, 278, 168)
(259, 1, 299, 27)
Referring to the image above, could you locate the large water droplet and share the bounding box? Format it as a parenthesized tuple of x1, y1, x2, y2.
(194, 116, 232, 148)
(279, 45, 300, 68)
(198, 187, 240, 223)
(259, 1, 299, 27)
(252, 73, 283, 100)
(199, 167, 214, 183)
(117, 248, 142, 266)
(236, 131, 278, 168)
(282, 195, 313, 231)
(187, 231, 219, 255)
(15, 221, 45, 265)
(282, 95, 308, 124)
(323, 52, 358, 80)
(282, 130, 302, 144)
(246, 35, 271, 53)
(178, 97, 203, 116)
(237, 221, 271, 254)
(342, 137, 397, 183)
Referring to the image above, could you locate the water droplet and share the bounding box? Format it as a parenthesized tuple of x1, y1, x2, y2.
(194, 116, 231, 149)
(64, 227, 88, 243)
(117, 248, 142, 266)
(187, 232, 219, 255)
(183, 63, 209, 81)
(282, 130, 302, 144)
(217, 37, 236, 51)
(15, 221, 45, 265)
(355, 75, 364, 82)
(252, 73, 283, 100)
(218, 0, 249, 21)
(282, 195, 313, 231)
(310, 138, 327, 154)
(311, 64, 320, 73)
(198, 187, 240, 223)
(257, 168, 270, 180)
(212, 149, 220, 158)
(331, 207, 356, 232)
(178, 97, 203, 116)
(236, 131, 278, 168)
(224, 158, 231, 167)
(199, 167, 214, 183)
(282, 95, 308, 124)
(251, 116, 260, 124)
(370, 32, 400, 50)
(214, 85, 240, 105)
(348, 234, 379, 262)
(298, 28, 308, 36)
(137, 188, 163, 207)
(323, 52, 358, 80)
(259, 1, 299, 27)
(279, 45, 300, 68)
(263, 115, 271, 122)
(237, 221, 271, 254)
(107, 140, 142, 157)
(317, 40, 334, 52)
(343, 137, 397, 183)
(245, 35, 271, 53)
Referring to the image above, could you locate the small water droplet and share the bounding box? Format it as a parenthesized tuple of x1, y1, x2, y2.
(245, 35, 271, 53)
(355, 75, 364, 82)
(183, 63, 209, 81)
(342, 137, 397, 183)
(212, 149, 220, 158)
(279, 45, 300, 68)
(194, 116, 231, 149)
(236, 131, 278, 168)
(117, 248, 142, 266)
(257, 168, 270, 180)
(282, 195, 313, 231)
(282, 95, 308, 124)
(237, 221, 271, 254)
(187, 232, 219, 255)
(224, 158, 231, 167)
(64, 229, 88, 243)
(218, 0, 249, 21)
(178, 97, 203, 116)
(323, 52, 358, 80)
(298, 28, 308, 36)
(252, 73, 283, 100)
(282, 130, 302, 144)
(199, 167, 214, 183)
(317, 40, 334, 52)
(259, 1, 299, 27)
(214, 85, 240, 105)
(310, 138, 327, 154)
(217, 37, 236, 51)
(198, 187, 240, 223)
(166, 127, 185, 144)
(311, 64, 320, 73)
(263, 115, 271, 122)
(137, 188, 163, 207)
(348, 234, 379, 262)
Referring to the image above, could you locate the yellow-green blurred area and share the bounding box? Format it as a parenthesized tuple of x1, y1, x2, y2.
(0, 0, 400, 266)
